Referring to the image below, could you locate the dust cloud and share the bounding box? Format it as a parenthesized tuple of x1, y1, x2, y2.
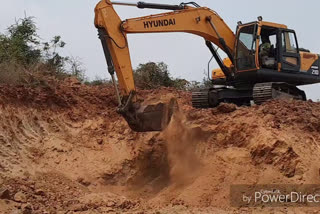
(163, 111, 203, 187)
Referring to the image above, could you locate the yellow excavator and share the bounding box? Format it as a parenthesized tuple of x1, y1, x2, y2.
(94, 0, 320, 132)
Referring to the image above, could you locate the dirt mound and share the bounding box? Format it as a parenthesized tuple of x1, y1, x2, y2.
(1, 81, 320, 213)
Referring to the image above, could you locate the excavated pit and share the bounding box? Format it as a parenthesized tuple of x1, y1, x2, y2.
(1, 80, 320, 213)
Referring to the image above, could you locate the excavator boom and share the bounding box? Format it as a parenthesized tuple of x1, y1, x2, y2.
(94, 0, 236, 132)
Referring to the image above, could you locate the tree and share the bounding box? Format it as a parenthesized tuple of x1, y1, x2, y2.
(42, 35, 68, 72)
(67, 56, 85, 82)
(134, 62, 173, 89)
(0, 17, 41, 65)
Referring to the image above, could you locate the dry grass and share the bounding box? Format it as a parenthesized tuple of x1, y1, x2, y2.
(0, 62, 71, 87)
(0, 62, 28, 85)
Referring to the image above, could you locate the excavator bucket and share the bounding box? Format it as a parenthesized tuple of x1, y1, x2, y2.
(119, 98, 178, 132)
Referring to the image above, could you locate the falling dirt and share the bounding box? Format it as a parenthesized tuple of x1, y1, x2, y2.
(163, 111, 206, 187)
(1, 79, 320, 213)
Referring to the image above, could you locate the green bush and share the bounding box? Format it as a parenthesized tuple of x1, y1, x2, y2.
(186, 78, 213, 90)
(0, 17, 85, 84)
(0, 17, 41, 65)
(133, 62, 213, 91)
(134, 62, 189, 90)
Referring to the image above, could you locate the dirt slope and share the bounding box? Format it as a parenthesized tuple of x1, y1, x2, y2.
(1, 79, 320, 213)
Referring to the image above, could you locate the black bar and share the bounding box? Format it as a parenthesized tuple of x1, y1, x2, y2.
(219, 38, 234, 64)
(205, 40, 233, 80)
(137, 2, 185, 10)
(206, 17, 234, 64)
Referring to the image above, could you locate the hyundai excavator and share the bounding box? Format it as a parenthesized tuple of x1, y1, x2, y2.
(94, 0, 320, 132)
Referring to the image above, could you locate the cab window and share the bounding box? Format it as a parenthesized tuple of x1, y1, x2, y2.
(282, 32, 298, 65)
(282, 32, 298, 53)
(259, 27, 278, 69)
(236, 24, 257, 71)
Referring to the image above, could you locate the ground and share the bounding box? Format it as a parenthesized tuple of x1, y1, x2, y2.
(0, 79, 320, 213)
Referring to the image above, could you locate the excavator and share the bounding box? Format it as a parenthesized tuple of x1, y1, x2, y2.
(94, 0, 320, 132)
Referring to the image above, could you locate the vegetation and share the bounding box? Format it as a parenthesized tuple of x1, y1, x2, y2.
(133, 62, 212, 90)
(0, 17, 41, 65)
(186, 78, 213, 90)
(85, 76, 112, 86)
(0, 17, 85, 85)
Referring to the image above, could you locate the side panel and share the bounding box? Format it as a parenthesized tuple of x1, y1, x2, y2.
(300, 52, 318, 71)
(300, 52, 320, 77)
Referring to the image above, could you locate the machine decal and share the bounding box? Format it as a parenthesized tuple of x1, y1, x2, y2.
(143, 18, 176, 28)
(311, 66, 319, 75)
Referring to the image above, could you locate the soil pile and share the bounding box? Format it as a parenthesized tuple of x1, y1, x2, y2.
(1, 79, 320, 213)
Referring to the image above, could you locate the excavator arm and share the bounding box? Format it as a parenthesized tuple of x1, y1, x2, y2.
(94, 0, 236, 132)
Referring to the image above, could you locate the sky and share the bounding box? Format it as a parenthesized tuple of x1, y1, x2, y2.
(0, 0, 320, 100)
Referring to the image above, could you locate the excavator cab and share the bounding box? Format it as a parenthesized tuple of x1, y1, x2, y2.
(234, 20, 302, 73)
(208, 19, 317, 106)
